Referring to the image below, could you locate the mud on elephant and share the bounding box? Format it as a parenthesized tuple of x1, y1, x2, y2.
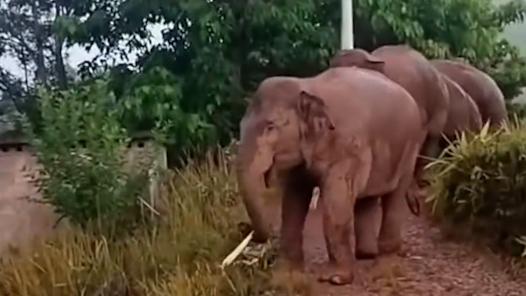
(236, 66, 425, 285)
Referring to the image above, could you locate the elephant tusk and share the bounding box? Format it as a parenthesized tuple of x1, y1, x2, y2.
(310, 187, 320, 210)
(221, 231, 254, 269)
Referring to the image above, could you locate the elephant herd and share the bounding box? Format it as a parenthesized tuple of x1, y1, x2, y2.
(235, 44, 508, 286)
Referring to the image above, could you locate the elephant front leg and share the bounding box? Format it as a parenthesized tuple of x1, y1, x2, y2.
(318, 169, 355, 285)
(279, 168, 315, 270)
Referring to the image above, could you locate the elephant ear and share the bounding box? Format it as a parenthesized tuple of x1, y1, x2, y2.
(330, 49, 385, 71)
(364, 52, 384, 64)
(361, 51, 386, 73)
(297, 91, 335, 136)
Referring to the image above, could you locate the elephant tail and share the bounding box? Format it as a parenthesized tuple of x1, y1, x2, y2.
(405, 191, 421, 216)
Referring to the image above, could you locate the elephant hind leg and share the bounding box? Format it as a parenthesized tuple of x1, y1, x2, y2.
(354, 197, 381, 259)
(378, 174, 413, 255)
(415, 135, 441, 185)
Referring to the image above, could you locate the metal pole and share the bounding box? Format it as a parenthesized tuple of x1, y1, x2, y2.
(341, 0, 354, 49)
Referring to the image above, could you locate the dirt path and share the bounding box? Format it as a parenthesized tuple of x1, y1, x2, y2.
(300, 208, 526, 296)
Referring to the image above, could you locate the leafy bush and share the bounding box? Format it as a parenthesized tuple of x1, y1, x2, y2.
(56, 0, 526, 166)
(4, 0, 526, 165)
(113, 66, 218, 161)
(0, 152, 276, 296)
(25, 80, 148, 231)
(427, 123, 526, 257)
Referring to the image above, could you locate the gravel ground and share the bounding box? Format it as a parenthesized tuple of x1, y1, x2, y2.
(296, 208, 526, 296)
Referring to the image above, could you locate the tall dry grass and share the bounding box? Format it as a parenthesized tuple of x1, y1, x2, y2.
(0, 152, 275, 296)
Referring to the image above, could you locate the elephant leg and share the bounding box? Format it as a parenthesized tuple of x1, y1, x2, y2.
(415, 135, 441, 187)
(318, 165, 356, 286)
(279, 166, 315, 270)
(319, 201, 337, 264)
(378, 175, 412, 254)
(354, 197, 380, 259)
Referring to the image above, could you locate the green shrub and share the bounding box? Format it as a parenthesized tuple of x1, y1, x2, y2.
(0, 152, 276, 296)
(507, 101, 526, 121)
(24, 80, 148, 231)
(427, 123, 526, 257)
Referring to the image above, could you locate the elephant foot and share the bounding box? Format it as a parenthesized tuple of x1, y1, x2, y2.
(355, 249, 378, 260)
(378, 239, 402, 255)
(275, 256, 305, 274)
(318, 265, 354, 286)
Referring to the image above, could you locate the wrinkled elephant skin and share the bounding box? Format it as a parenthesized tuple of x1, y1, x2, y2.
(237, 66, 425, 285)
(432, 59, 508, 128)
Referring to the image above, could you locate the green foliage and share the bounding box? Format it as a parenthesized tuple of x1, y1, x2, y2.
(52, 0, 526, 163)
(2, 0, 523, 162)
(351, 0, 526, 99)
(62, 0, 340, 160)
(427, 123, 526, 257)
(25, 80, 148, 230)
(0, 153, 276, 296)
(115, 66, 218, 160)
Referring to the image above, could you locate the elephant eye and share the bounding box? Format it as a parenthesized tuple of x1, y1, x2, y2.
(264, 122, 277, 133)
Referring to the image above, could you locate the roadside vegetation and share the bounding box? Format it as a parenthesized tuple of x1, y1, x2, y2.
(0, 0, 525, 294)
(427, 122, 526, 259)
(0, 152, 277, 296)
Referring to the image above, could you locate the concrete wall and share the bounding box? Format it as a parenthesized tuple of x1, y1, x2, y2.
(0, 144, 56, 255)
(0, 137, 166, 255)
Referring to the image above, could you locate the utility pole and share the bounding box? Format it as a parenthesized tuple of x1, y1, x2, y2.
(311, 0, 355, 212)
(341, 0, 354, 49)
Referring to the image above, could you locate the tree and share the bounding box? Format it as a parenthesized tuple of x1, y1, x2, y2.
(0, 0, 63, 87)
(0, 0, 86, 131)
(350, 0, 526, 99)
(59, 1, 338, 159)
(19, 0, 526, 161)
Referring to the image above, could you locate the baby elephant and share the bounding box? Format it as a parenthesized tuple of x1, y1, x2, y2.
(236, 66, 425, 285)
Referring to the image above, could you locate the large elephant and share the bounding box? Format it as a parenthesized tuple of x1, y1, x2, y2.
(440, 74, 483, 150)
(329, 45, 450, 189)
(431, 59, 508, 128)
(236, 66, 425, 285)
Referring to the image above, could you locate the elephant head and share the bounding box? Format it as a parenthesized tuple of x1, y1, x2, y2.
(236, 77, 310, 242)
(329, 48, 385, 72)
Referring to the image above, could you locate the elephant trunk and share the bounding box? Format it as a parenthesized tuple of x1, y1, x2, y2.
(236, 145, 281, 243)
(237, 168, 273, 242)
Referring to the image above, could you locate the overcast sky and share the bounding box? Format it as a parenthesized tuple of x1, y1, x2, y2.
(0, 24, 165, 79)
(1, 20, 524, 79)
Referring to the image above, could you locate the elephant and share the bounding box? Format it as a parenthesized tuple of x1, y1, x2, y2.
(236, 66, 425, 285)
(431, 59, 508, 128)
(329, 45, 450, 192)
(439, 74, 483, 150)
